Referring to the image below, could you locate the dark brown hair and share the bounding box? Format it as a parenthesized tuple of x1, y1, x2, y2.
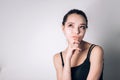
(62, 9, 88, 28)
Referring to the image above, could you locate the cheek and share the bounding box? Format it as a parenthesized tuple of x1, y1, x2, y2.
(66, 29, 72, 35)
(80, 32, 85, 36)
(64, 29, 72, 39)
(78, 31, 86, 40)
(64, 28, 71, 35)
(80, 30, 86, 35)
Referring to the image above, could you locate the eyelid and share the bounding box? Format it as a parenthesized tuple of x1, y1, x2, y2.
(68, 24, 74, 27)
(80, 26, 84, 28)
(79, 26, 86, 29)
(69, 24, 72, 26)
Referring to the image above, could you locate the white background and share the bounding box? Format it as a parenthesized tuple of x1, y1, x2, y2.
(0, 0, 120, 80)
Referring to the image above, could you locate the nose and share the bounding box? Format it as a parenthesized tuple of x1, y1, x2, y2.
(74, 27, 80, 34)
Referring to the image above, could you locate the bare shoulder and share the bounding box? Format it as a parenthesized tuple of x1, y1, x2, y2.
(53, 52, 62, 70)
(92, 45, 104, 55)
(90, 45, 104, 62)
(53, 53, 61, 63)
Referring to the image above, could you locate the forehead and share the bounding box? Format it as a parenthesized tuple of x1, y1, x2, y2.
(66, 13, 86, 25)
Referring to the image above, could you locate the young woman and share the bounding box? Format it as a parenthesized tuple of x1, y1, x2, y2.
(53, 9, 104, 80)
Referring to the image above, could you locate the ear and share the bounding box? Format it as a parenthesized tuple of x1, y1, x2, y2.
(61, 25, 65, 31)
(61, 25, 65, 35)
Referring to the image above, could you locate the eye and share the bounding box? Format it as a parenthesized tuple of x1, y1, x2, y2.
(68, 24, 73, 28)
(80, 26, 86, 29)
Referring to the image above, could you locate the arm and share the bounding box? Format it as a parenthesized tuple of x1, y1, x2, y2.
(87, 46, 104, 80)
(53, 44, 80, 80)
(53, 54, 63, 80)
(62, 54, 72, 80)
(53, 53, 71, 80)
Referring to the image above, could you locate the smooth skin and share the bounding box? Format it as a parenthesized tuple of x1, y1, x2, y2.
(53, 13, 104, 80)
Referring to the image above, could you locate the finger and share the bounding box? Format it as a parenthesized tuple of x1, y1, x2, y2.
(72, 43, 82, 52)
(73, 42, 80, 47)
(73, 40, 80, 44)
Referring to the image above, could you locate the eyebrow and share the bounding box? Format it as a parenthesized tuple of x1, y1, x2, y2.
(67, 22, 86, 25)
(80, 23, 86, 25)
(67, 22, 74, 24)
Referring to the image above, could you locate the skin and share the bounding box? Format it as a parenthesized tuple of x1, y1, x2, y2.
(53, 13, 104, 80)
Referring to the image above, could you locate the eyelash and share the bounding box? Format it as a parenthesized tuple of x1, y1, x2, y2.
(80, 26, 86, 29)
(68, 24, 73, 27)
(68, 24, 86, 29)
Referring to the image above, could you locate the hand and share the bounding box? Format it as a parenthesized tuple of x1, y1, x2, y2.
(66, 40, 81, 60)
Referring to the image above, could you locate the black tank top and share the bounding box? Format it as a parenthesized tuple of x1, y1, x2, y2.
(60, 44, 103, 80)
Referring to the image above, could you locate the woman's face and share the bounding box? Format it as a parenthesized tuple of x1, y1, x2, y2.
(62, 13, 87, 45)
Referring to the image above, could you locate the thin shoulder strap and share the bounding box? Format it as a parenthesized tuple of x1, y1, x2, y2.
(60, 52, 64, 67)
(87, 44, 96, 59)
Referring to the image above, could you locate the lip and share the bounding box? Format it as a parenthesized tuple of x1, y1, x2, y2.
(72, 36, 80, 40)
